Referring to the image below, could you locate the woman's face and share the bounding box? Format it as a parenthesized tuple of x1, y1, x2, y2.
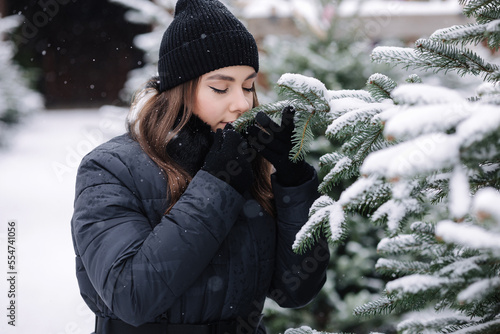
(193, 65, 257, 131)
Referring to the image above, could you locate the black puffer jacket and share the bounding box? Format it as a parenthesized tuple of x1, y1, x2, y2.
(71, 119, 329, 333)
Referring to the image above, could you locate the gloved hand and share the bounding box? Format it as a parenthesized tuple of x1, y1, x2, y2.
(245, 106, 314, 187)
(202, 124, 255, 194)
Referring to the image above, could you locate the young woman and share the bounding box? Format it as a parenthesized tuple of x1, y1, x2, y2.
(71, 0, 329, 333)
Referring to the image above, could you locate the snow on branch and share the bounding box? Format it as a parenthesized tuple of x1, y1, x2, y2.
(435, 220, 500, 251)
(456, 105, 500, 148)
(327, 97, 369, 118)
(457, 277, 500, 303)
(415, 38, 499, 80)
(371, 46, 432, 71)
(472, 187, 500, 222)
(438, 255, 487, 278)
(293, 196, 346, 253)
(397, 312, 472, 334)
(371, 198, 420, 233)
(430, 23, 487, 46)
(383, 102, 472, 141)
(386, 274, 450, 297)
(391, 84, 463, 106)
(325, 104, 388, 139)
(377, 235, 420, 256)
(361, 133, 460, 179)
(326, 89, 375, 103)
(448, 165, 471, 220)
(277, 73, 329, 112)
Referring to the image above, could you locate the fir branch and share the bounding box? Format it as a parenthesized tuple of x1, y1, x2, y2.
(476, 6, 500, 24)
(461, 0, 499, 18)
(276, 73, 330, 114)
(431, 23, 488, 47)
(405, 74, 422, 84)
(293, 196, 348, 253)
(370, 198, 422, 234)
(284, 326, 340, 334)
(290, 111, 317, 162)
(366, 73, 397, 102)
(371, 47, 434, 74)
(375, 258, 432, 277)
(233, 101, 290, 131)
(327, 89, 376, 103)
(377, 234, 423, 256)
(397, 315, 472, 334)
(274, 74, 332, 161)
(353, 124, 386, 163)
(318, 155, 357, 193)
(445, 317, 500, 334)
(338, 176, 391, 215)
(410, 221, 436, 235)
(457, 277, 500, 304)
(325, 105, 386, 140)
(353, 295, 396, 318)
(415, 39, 500, 80)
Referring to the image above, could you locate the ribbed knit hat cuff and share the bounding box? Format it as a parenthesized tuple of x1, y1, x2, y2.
(158, 29, 259, 92)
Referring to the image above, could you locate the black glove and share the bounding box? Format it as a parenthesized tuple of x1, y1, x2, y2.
(202, 125, 255, 194)
(245, 106, 314, 187)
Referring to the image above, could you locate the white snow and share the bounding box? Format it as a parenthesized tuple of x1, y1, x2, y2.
(448, 165, 471, 220)
(486, 19, 500, 33)
(294, 196, 345, 249)
(383, 102, 472, 140)
(278, 73, 328, 100)
(435, 220, 500, 251)
(386, 274, 447, 296)
(455, 105, 500, 148)
(361, 133, 460, 179)
(438, 255, 486, 278)
(326, 89, 374, 103)
(391, 84, 464, 106)
(457, 277, 500, 303)
(338, 176, 378, 206)
(0, 108, 126, 334)
(371, 198, 419, 233)
(377, 234, 417, 254)
(327, 97, 368, 117)
(472, 187, 500, 223)
(452, 317, 500, 334)
(326, 104, 388, 137)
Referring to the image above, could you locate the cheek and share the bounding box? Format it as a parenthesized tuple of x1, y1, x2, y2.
(245, 94, 254, 109)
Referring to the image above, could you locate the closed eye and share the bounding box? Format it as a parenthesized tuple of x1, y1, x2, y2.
(243, 86, 255, 93)
(209, 86, 227, 94)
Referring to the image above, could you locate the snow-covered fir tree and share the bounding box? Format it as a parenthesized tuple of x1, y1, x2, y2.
(234, 0, 500, 333)
(0, 15, 43, 145)
(108, 0, 175, 101)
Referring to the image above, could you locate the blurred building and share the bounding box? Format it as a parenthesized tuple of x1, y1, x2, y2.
(2, 0, 149, 108)
(236, 0, 473, 43)
(0, 0, 476, 109)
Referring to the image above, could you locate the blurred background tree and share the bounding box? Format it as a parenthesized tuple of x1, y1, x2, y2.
(0, 14, 43, 145)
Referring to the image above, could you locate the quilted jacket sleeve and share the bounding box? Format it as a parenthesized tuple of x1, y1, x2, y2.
(268, 171, 330, 308)
(71, 148, 245, 326)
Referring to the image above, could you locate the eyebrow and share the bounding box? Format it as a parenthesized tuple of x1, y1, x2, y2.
(206, 72, 257, 82)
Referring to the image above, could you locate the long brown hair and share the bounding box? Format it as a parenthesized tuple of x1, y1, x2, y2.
(128, 76, 275, 215)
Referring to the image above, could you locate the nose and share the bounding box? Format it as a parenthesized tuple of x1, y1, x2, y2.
(229, 90, 251, 114)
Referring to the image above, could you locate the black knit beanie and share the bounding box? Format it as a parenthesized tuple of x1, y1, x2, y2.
(158, 0, 259, 92)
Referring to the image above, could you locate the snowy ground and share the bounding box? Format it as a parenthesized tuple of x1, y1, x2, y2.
(0, 107, 127, 334)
